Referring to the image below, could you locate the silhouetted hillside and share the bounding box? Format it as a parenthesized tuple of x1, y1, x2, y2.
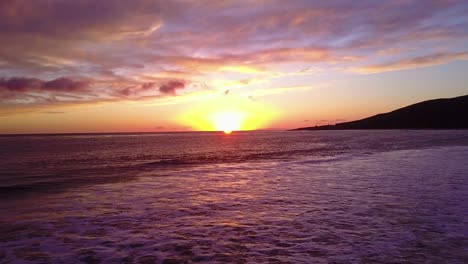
(295, 95, 468, 130)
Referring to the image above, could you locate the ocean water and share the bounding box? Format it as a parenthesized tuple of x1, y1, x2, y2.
(0, 130, 467, 263)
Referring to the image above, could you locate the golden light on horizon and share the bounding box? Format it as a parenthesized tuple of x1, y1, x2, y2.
(212, 111, 244, 134)
(177, 94, 278, 132)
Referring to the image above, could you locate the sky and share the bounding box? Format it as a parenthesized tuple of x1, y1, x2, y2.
(0, 0, 467, 134)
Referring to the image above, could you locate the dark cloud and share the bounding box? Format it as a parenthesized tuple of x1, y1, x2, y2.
(42, 77, 90, 92)
(116, 87, 134, 97)
(159, 81, 185, 96)
(0, 75, 192, 108)
(116, 81, 184, 98)
(0, 77, 41, 91)
(0, 76, 94, 107)
(0, 77, 90, 93)
(141, 82, 155, 90)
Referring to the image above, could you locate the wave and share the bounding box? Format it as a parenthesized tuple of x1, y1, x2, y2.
(3, 130, 468, 198)
(0, 145, 352, 198)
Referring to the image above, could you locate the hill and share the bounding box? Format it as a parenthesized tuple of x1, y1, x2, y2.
(294, 95, 468, 130)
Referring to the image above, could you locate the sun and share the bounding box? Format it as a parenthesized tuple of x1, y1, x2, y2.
(176, 93, 278, 132)
(212, 111, 244, 134)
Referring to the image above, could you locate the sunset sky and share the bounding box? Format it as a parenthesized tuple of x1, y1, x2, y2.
(1, 0, 467, 133)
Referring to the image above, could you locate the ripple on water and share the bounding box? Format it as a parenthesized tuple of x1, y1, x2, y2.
(0, 146, 467, 263)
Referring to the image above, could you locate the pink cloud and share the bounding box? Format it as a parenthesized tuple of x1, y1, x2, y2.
(0, 0, 466, 112)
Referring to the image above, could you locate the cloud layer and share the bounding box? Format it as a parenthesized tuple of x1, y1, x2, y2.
(0, 0, 467, 111)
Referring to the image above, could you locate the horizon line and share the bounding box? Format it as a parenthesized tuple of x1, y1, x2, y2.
(0, 129, 287, 137)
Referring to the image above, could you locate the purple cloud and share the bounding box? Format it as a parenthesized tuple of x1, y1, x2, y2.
(42, 77, 90, 92)
(0, 77, 90, 93)
(0, 0, 467, 113)
(0, 77, 41, 91)
(0, 76, 190, 107)
(159, 81, 185, 96)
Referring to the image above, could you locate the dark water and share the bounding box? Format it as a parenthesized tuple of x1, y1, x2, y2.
(0, 130, 467, 263)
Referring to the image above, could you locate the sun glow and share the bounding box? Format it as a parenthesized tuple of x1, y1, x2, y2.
(177, 94, 278, 132)
(212, 111, 245, 133)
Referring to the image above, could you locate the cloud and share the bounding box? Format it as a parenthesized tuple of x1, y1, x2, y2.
(0, 0, 467, 112)
(0, 76, 95, 108)
(116, 82, 156, 97)
(0, 0, 169, 39)
(141, 82, 155, 90)
(0, 77, 41, 91)
(115, 80, 186, 98)
(42, 77, 90, 92)
(41, 111, 65, 114)
(0, 76, 189, 108)
(355, 52, 468, 74)
(159, 80, 185, 95)
(0, 76, 90, 93)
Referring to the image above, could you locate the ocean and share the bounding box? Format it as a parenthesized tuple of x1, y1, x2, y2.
(0, 130, 467, 263)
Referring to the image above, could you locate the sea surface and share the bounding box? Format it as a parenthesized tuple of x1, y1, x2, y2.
(0, 130, 467, 263)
